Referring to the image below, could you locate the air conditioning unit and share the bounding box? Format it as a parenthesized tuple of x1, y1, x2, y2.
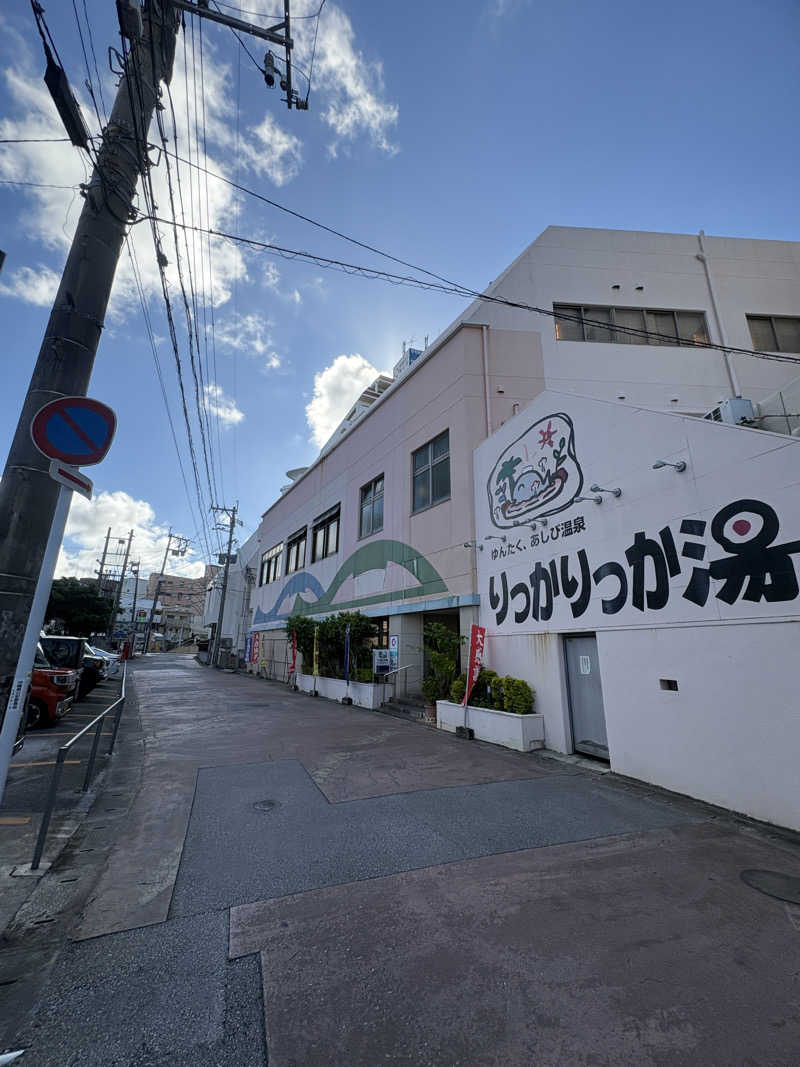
(703, 397, 755, 425)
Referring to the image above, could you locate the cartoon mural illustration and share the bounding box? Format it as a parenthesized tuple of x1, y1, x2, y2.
(488, 413, 583, 529)
(252, 540, 449, 627)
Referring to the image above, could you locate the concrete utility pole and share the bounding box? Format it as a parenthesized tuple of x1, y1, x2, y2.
(144, 530, 189, 651)
(97, 526, 112, 597)
(128, 560, 140, 654)
(211, 504, 241, 667)
(107, 529, 133, 643)
(0, 0, 181, 715)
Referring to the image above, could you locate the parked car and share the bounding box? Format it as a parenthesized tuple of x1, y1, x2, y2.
(87, 645, 120, 677)
(78, 644, 107, 696)
(27, 642, 80, 728)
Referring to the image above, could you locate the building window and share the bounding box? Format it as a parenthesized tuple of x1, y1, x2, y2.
(359, 475, 384, 538)
(311, 505, 340, 563)
(554, 304, 709, 346)
(285, 528, 307, 574)
(412, 430, 450, 513)
(747, 315, 800, 354)
(259, 542, 282, 586)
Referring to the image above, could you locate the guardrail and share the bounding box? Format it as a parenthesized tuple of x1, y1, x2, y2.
(31, 662, 127, 871)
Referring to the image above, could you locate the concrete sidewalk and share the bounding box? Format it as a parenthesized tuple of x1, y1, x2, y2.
(1, 653, 799, 1065)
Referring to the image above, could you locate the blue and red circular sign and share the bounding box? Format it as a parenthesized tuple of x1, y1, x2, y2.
(30, 396, 116, 466)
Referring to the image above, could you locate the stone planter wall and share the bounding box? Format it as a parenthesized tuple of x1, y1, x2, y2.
(436, 700, 544, 752)
(296, 672, 384, 710)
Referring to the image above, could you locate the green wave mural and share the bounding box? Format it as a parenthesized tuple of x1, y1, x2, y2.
(290, 539, 448, 617)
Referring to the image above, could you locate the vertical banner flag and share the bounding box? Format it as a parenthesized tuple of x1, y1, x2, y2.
(290, 629, 297, 673)
(344, 624, 351, 685)
(245, 634, 252, 663)
(313, 625, 319, 678)
(251, 632, 260, 664)
(463, 624, 487, 707)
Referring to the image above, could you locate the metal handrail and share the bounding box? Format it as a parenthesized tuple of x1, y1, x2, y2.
(382, 665, 413, 680)
(31, 662, 127, 870)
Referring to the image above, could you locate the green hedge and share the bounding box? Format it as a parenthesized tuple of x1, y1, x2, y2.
(448, 669, 535, 714)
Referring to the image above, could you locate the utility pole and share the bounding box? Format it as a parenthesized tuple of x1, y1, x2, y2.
(143, 529, 189, 652)
(211, 504, 241, 667)
(97, 526, 112, 597)
(0, 0, 303, 721)
(128, 560, 140, 655)
(107, 529, 133, 644)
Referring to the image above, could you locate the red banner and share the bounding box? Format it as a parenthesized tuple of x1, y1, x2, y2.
(251, 632, 260, 664)
(289, 629, 297, 673)
(463, 624, 486, 707)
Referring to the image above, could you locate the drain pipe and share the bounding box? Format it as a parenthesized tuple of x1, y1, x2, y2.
(696, 230, 741, 398)
(481, 325, 492, 435)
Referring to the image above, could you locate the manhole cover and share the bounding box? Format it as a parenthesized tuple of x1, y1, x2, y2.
(253, 799, 278, 813)
(740, 869, 800, 904)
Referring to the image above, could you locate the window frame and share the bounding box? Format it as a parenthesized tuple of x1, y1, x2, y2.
(285, 527, 307, 575)
(258, 542, 283, 586)
(746, 314, 800, 354)
(310, 504, 340, 563)
(359, 474, 385, 539)
(411, 429, 451, 515)
(553, 303, 710, 347)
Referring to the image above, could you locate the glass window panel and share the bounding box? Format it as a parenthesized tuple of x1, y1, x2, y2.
(297, 537, 305, 568)
(774, 317, 800, 353)
(328, 519, 338, 555)
(646, 311, 678, 344)
(432, 430, 449, 460)
(373, 494, 383, 531)
(314, 527, 325, 561)
(676, 311, 708, 345)
(747, 316, 777, 350)
(413, 445, 429, 473)
(553, 304, 583, 341)
(360, 505, 372, 538)
(431, 458, 451, 503)
(413, 471, 429, 511)
(583, 307, 614, 343)
(361, 483, 373, 503)
(374, 476, 384, 497)
(613, 308, 646, 344)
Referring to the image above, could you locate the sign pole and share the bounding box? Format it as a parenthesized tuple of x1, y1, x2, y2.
(0, 485, 71, 804)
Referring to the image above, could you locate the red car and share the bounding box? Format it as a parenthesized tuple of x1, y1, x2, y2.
(27, 643, 80, 728)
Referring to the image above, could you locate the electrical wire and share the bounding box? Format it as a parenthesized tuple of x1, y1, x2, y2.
(0, 137, 71, 143)
(0, 179, 79, 189)
(305, 0, 326, 102)
(144, 214, 800, 368)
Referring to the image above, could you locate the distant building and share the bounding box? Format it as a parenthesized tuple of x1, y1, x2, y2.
(147, 568, 216, 614)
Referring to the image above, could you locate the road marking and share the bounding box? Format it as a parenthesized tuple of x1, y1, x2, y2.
(10, 760, 81, 767)
(0, 816, 31, 825)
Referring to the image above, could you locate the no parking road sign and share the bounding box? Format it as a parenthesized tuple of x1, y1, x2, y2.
(31, 396, 116, 466)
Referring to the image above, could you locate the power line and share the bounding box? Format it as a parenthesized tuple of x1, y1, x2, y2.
(0, 137, 71, 143)
(0, 179, 78, 189)
(145, 214, 800, 368)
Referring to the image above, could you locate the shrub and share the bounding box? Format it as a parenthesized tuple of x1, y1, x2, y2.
(420, 622, 464, 703)
(449, 676, 466, 704)
(286, 611, 376, 679)
(356, 667, 373, 684)
(501, 676, 535, 715)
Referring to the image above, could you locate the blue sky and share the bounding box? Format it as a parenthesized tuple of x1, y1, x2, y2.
(1, 0, 799, 580)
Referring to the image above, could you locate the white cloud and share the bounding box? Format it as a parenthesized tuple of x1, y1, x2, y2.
(311, 5, 399, 156)
(305, 353, 387, 448)
(203, 382, 244, 426)
(56, 490, 206, 581)
(0, 264, 60, 306)
(215, 312, 282, 370)
(240, 112, 303, 186)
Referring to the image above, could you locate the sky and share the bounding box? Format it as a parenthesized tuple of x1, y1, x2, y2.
(2, 0, 799, 584)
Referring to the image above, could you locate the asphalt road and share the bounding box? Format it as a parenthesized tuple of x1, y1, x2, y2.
(1, 654, 799, 1065)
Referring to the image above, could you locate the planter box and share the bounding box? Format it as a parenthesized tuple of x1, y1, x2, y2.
(296, 672, 384, 711)
(436, 700, 544, 753)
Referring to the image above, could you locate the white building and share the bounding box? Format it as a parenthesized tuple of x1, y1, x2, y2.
(209, 225, 800, 823)
(473, 390, 800, 831)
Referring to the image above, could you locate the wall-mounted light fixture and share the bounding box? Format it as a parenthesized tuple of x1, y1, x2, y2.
(575, 494, 602, 505)
(484, 534, 507, 543)
(462, 540, 484, 551)
(652, 459, 687, 472)
(590, 483, 622, 498)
